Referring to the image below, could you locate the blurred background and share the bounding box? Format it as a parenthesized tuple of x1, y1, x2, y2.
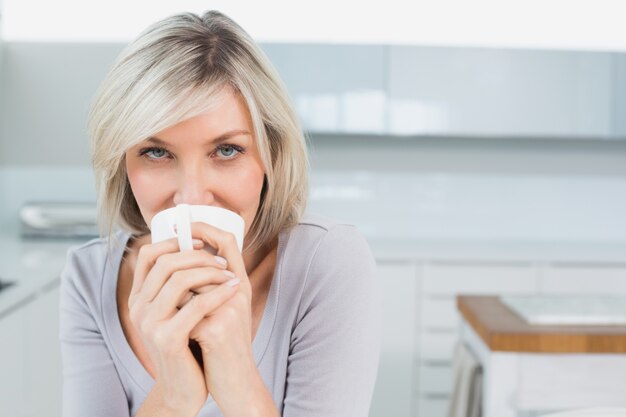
(1, 1, 626, 417)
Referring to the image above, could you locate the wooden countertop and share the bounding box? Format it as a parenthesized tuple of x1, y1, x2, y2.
(457, 295, 626, 353)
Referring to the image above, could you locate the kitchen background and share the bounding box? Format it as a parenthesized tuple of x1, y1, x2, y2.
(1, 1, 626, 417)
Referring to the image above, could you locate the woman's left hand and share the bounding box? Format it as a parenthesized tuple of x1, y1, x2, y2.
(187, 222, 271, 415)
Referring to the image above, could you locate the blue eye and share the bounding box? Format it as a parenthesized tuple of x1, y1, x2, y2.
(215, 144, 243, 160)
(140, 147, 170, 160)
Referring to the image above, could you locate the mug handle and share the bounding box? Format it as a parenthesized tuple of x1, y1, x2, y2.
(175, 204, 193, 251)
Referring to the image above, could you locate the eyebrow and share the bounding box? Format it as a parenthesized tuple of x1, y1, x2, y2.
(146, 129, 251, 147)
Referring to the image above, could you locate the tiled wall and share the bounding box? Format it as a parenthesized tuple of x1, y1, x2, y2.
(308, 170, 626, 242)
(2, 165, 626, 243)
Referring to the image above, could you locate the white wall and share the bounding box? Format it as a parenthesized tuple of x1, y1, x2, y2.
(4, 0, 626, 51)
(0, 42, 120, 165)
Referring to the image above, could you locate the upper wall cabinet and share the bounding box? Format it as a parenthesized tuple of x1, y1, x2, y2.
(388, 46, 613, 138)
(262, 44, 387, 134)
(0, 0, 3, 86)
(262, 43, 623, 140)
(614, 53, 626, 138)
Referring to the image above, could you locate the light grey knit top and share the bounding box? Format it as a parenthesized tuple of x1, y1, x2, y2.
(59, 214, 381, 417)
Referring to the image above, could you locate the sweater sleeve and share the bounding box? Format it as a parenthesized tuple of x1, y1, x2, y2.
(282, 225, 381, 417)
(59, 247, 130, 417)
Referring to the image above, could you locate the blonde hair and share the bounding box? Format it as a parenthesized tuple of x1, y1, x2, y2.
(88, 10, 308, 253)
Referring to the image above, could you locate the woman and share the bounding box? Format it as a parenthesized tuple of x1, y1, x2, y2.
(60, 10, 380, 417)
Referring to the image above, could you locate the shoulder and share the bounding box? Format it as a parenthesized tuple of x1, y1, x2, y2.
(282, 214, 380, 338)
(287, 213, 369, 252)
(282, 213, 376, 289)
(60, 231, 127, 300)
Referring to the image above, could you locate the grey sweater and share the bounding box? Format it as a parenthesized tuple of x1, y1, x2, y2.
(59, 215, 381, 417)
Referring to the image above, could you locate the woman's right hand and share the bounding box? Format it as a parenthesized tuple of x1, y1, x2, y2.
(128, 237, 240, 416)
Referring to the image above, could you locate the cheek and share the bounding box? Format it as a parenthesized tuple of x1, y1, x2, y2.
(230, 165, 265, 224)
(237, 168, 265, 206)
(126, 161, 172, 223)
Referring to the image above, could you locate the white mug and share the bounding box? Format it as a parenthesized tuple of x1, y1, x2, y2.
(151, 204, 245, 253)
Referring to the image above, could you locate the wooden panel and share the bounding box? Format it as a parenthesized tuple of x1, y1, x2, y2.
(458, 296, 626, 353)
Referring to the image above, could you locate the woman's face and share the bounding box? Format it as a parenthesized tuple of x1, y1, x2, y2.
(125, 89, 266, 238)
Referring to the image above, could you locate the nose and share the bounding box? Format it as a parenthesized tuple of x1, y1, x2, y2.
(172, 162, 215, 206)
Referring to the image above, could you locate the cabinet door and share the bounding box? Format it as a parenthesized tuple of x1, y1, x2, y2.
(417, 395, 449, 417)
(417, 260, 538, 405)
(262, 44, 387, 134)
(388, 46, 612, 138)
(369, 262, 418, 417)
(423, 261, 537, 295)
(23, 283, 62, 417)
(541, 263, 626, 294)
(0, 306, 27, 417)
(614, 53, 626, 138)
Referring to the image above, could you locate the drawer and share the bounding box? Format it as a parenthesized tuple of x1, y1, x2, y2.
(420, 297, 460, 329)
(541, 263, 626, 294)
(376, 262, 418, 353)
(417, 363, 454, 395)
(0, 307, 27, 417)
(371, 262, 417, 417)
(419, 331, 459, 361)
(423, 261, 537, 295)
(417, 395, 449, 417)
(370, 351, 414, 417)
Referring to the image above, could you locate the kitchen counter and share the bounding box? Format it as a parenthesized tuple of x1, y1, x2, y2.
(0, 234, 89, 318)
(2, 232, 626, 318)
(458, 295, 626, 352)
(458, 295, 626, 416)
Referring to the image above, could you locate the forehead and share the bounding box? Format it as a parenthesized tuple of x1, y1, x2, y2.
(141, 87, 255, 143)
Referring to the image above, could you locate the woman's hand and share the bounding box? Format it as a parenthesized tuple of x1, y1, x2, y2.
(187, 223, 277, 416)
(128, 237, 240, 416)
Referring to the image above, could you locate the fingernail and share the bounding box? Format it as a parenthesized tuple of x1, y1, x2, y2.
(224, 270, 235, 278)
(226, 277, 240, 287)
(192, 239, 204, 246)
(215, 256, 227, 266)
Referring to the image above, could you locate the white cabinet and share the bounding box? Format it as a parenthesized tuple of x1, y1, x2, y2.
(0, 281, 62, 417)
(261, 43, 619, 139)
(614, 53, 626, 138)
(420, 297, 458, 329)
(0, 305, 27, 417)
(417, 396, 449, 417)
(370, 255, 626, 417)
(388, 46, 613, 138)
(422, 261, 537, 295)
(262, 44, 387, 134)
(417, 363, 453, 394)
(415, 260, 539, 417)
(369, 262, 419, 417)
(540, 263, 626, 294)
(23, 284, 62, 417)
(0, 0, 4, 138)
